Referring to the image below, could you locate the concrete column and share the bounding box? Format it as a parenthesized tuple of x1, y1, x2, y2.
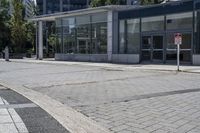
(107, 11, 113, 62)
(38, 21, 43, 60)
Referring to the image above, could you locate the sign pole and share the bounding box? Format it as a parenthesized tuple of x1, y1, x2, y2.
(174, 33, 182, 72)
(177, 44, 180, 71)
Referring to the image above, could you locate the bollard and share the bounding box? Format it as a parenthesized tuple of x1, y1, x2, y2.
(5, 46, 9, 61)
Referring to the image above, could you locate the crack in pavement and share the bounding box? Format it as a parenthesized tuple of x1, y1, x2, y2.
(112, 88, 200, 103)
(28, 72, 177, 89)
(72, 88, 200, 107)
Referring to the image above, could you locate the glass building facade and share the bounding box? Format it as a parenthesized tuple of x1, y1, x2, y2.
(117, 0, 200, 64)
(36, 0, 89, 15)
(36, 0, 137, 15)
(35, 0, 200, 64)
(55, 12, 107, 55)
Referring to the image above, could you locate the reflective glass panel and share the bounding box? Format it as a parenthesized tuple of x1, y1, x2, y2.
(119, 20, 126, 54)
(195, 10, 200, 54)
(76, 24, 91, 54)
(142, 16, 164, 31)
(142, 36, 151, 49)
(76, 15, 90, 25)
(166, 12, 193, 30)
(127, 19, 140, 54)
(91, 22, 107, 54)
(153, 36, 163, 49)
(91, 13, 107, 23)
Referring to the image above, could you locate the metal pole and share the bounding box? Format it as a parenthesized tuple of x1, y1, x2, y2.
(36, 22, 38, 59)
(177, 44, 180, 71)
(38, 21, 43, 60)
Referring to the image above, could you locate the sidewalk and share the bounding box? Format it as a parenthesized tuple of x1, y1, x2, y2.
(0, 94, 28, 133)
(1, 58, 200, 73)
(0, 85, 69, 133)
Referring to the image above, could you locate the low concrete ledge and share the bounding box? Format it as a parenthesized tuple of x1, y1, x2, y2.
(55, 53, 108, 62)
(193, 55, 200, 65)
(112, 54, 139, 64)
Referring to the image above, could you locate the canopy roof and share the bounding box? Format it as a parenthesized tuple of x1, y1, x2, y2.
(30, 5, 139, 21)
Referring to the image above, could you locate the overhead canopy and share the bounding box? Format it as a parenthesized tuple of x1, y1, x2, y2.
(29, 5, 140, 22)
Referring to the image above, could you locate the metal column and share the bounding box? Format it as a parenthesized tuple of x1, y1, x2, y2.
(38, 21, 43, 60)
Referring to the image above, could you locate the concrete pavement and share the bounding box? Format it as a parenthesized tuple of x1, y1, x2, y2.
(1, 58, 200, 73)
(1, 59, 200, 133)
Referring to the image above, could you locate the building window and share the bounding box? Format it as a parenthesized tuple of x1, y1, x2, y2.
(56, 19, 63, 53)
(195, 10, 200, 54)
(119, 19, 140, 54)
(55, 13, 108, 54)
(76, 15, 91, 54)
(62, 18, 76, 54)
(91, 23, 107, 54)
(166, 12, 193, 30)
(119, 20, 126, 54)
(76, 24, 91, 54)
(91, 13, 107, 54)
(141, 16, 164, 32)
(127, 19, 140, 54)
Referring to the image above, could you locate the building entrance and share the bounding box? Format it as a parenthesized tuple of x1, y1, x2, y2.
(141, 32, 192, 64)
(141, 35, 164, 63)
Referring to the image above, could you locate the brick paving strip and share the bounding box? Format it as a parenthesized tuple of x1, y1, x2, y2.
(0, 95, 29, 133)
(0, 86, 69, 133)
(0, 81, 110, 133)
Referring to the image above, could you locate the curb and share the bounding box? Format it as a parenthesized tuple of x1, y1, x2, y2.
(0, 81, 110, 133)
(2, 59, 200, 74)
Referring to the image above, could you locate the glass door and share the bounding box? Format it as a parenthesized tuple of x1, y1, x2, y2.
(152, 35, 164, 62)
(141, 36, 151, 61)
(141, 35, 164, 62)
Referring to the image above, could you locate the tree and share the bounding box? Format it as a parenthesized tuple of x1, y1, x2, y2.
(47, 34, 57, 54)
(90, 0, 164, 6)
(25, 22, 35, 52)
(10, 0, 27, 53)
(0, 0, 11, 52)
(141, 0, 164, 5)
(90, 0, 121, 7)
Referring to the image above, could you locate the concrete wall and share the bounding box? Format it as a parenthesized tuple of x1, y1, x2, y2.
(112, 54, 140, 64)
(55, 54, 140, 64)
(55, 54, 108, 62)
(193, 55, 200, 65)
